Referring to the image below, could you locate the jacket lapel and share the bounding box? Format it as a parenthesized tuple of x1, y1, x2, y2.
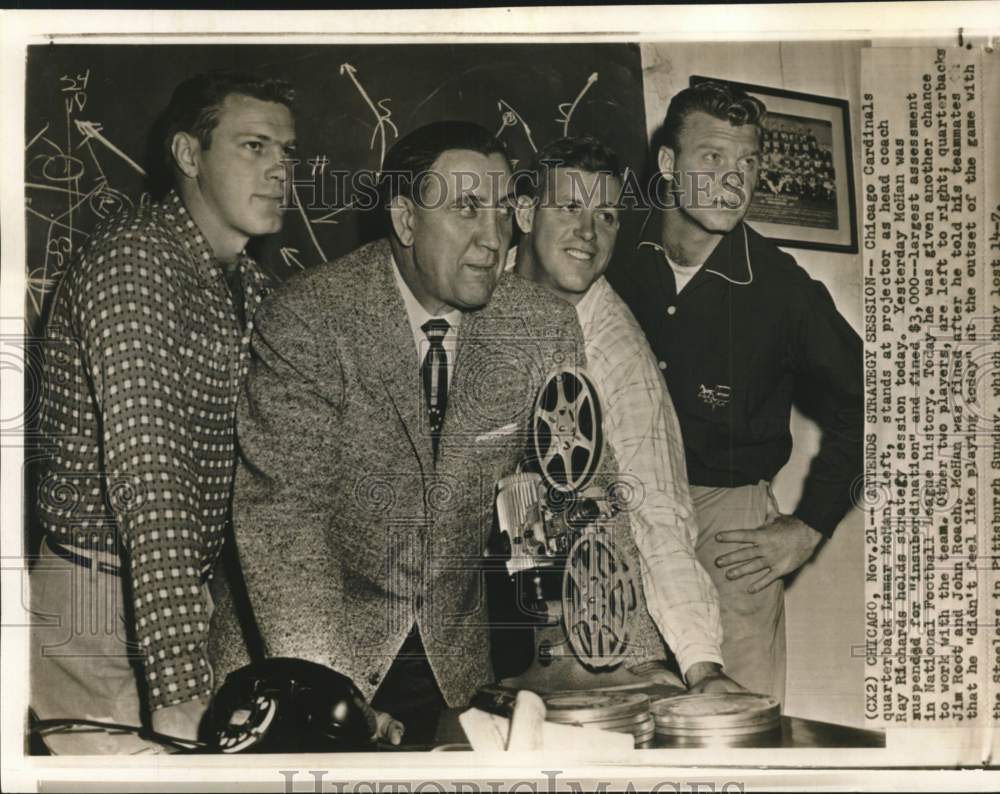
(439, 314, 470, 463)
(357, 240, 435, 473)
(437, 276, 531, 471)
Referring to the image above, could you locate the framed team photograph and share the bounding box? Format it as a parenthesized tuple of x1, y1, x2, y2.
(691, 75, 859, 254)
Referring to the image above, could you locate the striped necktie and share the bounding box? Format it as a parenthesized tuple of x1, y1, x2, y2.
(421, 318, 450, 458)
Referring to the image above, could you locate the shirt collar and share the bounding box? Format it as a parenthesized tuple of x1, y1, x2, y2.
(700, 222, 754, 286)
(636, 209, 753, 287)
(503, 245, 517, 274)
(573, 274, 603, 336)
(160, 190, 254, 285)
(390, 251, 462, 354)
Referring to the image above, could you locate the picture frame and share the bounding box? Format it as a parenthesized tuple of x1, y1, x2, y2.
(690, 75, 859, 254)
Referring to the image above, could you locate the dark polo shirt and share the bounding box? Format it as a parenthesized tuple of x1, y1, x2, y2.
(610, 216, 863, 537)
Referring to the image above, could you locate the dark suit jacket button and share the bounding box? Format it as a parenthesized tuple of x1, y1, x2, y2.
(368, 671, 380, 686)
(414, 594, 423, 610)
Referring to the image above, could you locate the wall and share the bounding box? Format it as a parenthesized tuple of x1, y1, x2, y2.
(638, 40, 867, 727)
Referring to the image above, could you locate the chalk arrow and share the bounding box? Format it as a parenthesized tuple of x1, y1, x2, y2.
(340, 63, 398, 172)
(74, 120, 146, 176)
(279, 247, 306, 271)
(556, 72, 599, 137)
(312, 199, 359, 225)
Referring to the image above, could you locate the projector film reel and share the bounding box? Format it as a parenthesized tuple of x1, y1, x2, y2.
(561, 528, 638, 669)
(526, 367, 638, 670)
(531, 368, 603, 494)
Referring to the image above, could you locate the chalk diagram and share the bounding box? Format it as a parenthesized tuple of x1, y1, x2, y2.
(340, 62, 399, 176)
(304, 64, 400, 230)
(25, 69, 151, 330)
(26, 66, 606, 324)
(496, 99, 539, 155)
(555, 72, 599, 137)
(495, 72, 600, 159)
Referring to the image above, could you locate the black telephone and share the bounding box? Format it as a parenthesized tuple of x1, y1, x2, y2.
(199, 658, 377, 753)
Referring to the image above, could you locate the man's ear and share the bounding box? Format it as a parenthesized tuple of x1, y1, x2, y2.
(514, 195, 536, 235)
(389, 195, 416, 246)
(171, 132, 201, 180)
(657, 145, 676, 181)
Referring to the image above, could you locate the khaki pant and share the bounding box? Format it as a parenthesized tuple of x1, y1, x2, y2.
(691, 482, 786, 703)
(29, 538, 211, 754)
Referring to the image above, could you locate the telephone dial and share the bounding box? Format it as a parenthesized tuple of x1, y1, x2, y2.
(198, 657, 377, 753)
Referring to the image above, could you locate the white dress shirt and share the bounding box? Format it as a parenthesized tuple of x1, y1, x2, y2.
(391, 253, 461, 375)
(507, 246, 724, 676)
(572, 276, 724, 676)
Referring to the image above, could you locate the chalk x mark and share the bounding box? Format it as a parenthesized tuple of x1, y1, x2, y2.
(26, 124, 50, 151)
(27, 204, 93, 237)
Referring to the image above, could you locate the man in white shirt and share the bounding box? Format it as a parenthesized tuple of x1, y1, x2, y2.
(512, 136, 742, 692)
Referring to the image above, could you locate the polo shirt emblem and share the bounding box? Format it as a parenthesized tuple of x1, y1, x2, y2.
(698, 384, 732, 410)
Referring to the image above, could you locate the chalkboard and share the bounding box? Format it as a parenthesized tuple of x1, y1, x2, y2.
(25, 42, 648, 331)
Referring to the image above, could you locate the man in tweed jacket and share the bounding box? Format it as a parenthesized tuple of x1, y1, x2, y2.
(210, 122, 583, 743)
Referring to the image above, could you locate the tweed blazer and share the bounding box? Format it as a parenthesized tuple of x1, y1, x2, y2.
(209, 239, 585, 706)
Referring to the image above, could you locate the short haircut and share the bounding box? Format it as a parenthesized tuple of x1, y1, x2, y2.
(660, 81, 767, 153)
(520, 136, 623, 201)
(379, 120, 509, 208)
(162, 71, 295, 172)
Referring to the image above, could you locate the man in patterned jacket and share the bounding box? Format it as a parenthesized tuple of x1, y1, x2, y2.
(31, 71, 296, 752)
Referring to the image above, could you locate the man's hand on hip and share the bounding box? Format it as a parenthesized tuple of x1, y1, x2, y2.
(713, 514, 823, 593)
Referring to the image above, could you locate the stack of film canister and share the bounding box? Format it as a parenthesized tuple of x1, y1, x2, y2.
(649, 693, 782, 747)
(542, 691, 656, 748)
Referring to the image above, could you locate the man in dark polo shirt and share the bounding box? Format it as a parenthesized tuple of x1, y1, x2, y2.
(610, 81, 862, 702)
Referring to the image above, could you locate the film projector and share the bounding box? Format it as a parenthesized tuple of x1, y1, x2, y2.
(484, 367, 785, 749)
(491, 365, 646, 687)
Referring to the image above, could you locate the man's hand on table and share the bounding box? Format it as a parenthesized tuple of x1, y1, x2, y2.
(684, 662, 746, 694)
(151, 696, 209, 745)
(714, 513, 823, 593)
(374, 709, 405, 745)
(626, 660, 685, 688)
